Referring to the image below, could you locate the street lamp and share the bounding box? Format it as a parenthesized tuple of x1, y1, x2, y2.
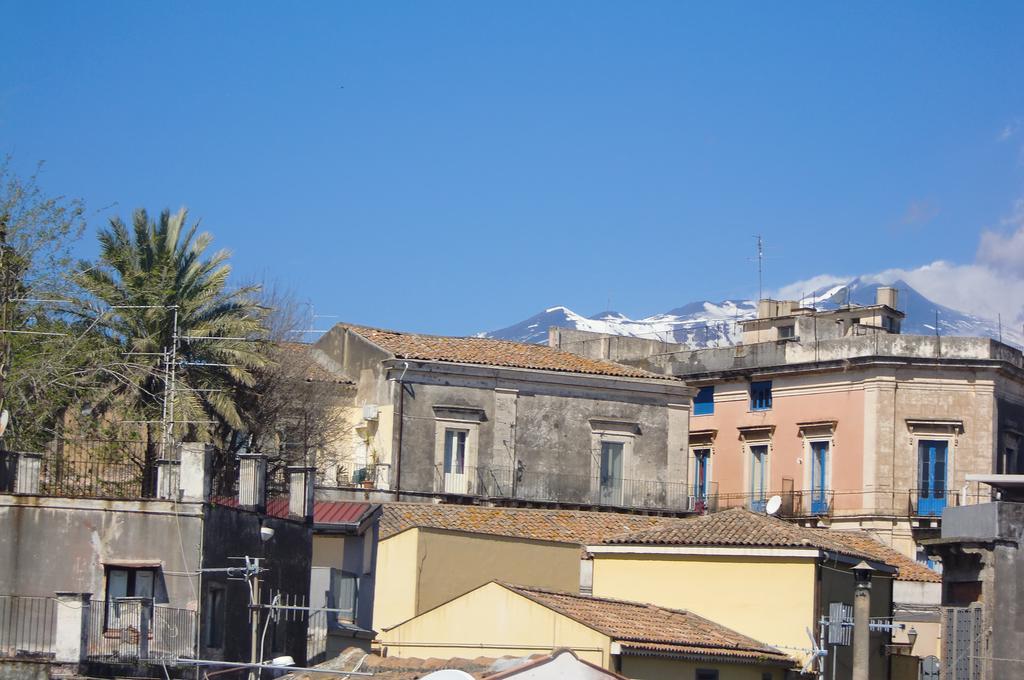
(907, 627, 918, 651)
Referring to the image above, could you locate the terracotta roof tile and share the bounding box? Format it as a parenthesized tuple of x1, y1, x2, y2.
(603, 508, 935, 581)
(380, 503, 688, 544)
(504, 585, 793, 665)
(816, 530, 941, 583)
(343, 325, 677, 381)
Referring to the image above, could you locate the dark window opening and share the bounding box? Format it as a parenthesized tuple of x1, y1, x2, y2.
(203, 587, 225, 648)
(696, 670, 719, 680)
(694, 386, 714, 415)
(750, 381, 773, 411)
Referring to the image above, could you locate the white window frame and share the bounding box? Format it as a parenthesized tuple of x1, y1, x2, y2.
(746, 440, 771, 507)
(433, 418, 480, 495)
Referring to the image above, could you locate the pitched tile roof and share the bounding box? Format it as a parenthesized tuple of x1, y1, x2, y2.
(816, 530, 941, 583)
(278, 341, 355, 384)
(380, 503, 688, 544)
(343, 324, 677, 381)
(602, 508, 935, 581)
(503, 584, 793, 666)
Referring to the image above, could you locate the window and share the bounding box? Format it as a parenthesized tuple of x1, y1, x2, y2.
(203, 587, 225, 648)
(693, 386, 714, 416)
(329, 569, 359, 624)
(917, 439, 948, 516)
(809, 440, 829, 514)
(442, 428, 468, 493)
(750, 381, 773, 411)
(762, 674, 774, 680)
(105, 567, 156, 630)
(696, 671, 719, 680)
(693, 449, 711, 500)
(750, 444, 769, 511)
(778, 325, 795, 339)
(599, 441, 624, 505)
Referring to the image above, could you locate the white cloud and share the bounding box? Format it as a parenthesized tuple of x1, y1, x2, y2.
(772, 200, 1024, 326)
(773, 274, 851, 302)
(998, 118, 1021, 142)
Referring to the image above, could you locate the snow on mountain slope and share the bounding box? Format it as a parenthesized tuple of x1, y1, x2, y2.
(483, 277, 1023, 349)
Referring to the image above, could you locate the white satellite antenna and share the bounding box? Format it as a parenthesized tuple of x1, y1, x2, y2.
(422, 671, 476, 680)
(0, 410, 8, 438)
(765, 495, 782, 515)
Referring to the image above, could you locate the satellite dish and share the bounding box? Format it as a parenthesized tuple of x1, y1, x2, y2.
(422, 671, 476, 680)
(765, 495, 782, 515)
(0, 410, 8, 438)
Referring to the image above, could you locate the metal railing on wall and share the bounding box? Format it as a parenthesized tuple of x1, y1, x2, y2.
(86, 599, 196, 663)
(431, 464, 690, 511)
(0, 595, 57, 660)
(0, 441, 149, 499)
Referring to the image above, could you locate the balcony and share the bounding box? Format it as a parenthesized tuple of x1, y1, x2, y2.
(695, 483, 992, 520)
(431, 464, 691, 512)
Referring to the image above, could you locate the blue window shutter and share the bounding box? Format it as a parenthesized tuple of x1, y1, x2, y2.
(694, 386, 714, 415)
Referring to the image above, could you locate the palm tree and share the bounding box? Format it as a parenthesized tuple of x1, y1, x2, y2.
(74, 207, 267, 492)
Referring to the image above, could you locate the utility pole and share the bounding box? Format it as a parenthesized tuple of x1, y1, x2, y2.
(852, 562, 874, 680)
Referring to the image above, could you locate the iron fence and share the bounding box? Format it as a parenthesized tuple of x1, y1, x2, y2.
(431, 464, 691, 511)
(0, 440, 149, 499)
(0, 595, 57, 660)
(86, 599, 196, 662)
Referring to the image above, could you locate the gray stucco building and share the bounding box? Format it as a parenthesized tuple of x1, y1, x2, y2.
(0, 444, 313, 675)
(312, 324, 695, 512)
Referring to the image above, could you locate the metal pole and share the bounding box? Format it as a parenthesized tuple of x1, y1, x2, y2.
(852, 579, 871, 680)
(167, 306, 179, 451)
(249, 561, 261, 680)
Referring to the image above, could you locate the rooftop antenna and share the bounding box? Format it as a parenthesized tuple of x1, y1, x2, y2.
(754, 235, 764, 302)
(765, 495, 782, 516)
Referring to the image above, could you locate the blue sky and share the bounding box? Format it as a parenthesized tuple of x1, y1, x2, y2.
(3, 2, 1024, 335)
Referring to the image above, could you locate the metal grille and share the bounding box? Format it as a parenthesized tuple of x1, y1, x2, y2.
(942, 605, 984, 680)
(86, 599, 196, 662)
(0, 595, 56, 660)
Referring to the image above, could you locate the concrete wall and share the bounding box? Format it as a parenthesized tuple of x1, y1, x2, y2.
(591, 552, 817, 666)
(373, 527, 420, 632)
(310, 523, 378, 631)
(199, 504, 313, 665)
(817, 559, 894, 680)
(381, 582, 611, 666)
(0, 495, 204, 608)
(621, 655, 785, 680)
(373, 527, 584, 631)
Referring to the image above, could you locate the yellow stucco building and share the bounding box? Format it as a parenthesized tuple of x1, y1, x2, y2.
(371, 503, 688, 631)
(380, 581, 795, 680)
(587, 508, 904, 680)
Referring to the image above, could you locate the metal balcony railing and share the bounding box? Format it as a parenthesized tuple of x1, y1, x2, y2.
(431, 464, 691, 511)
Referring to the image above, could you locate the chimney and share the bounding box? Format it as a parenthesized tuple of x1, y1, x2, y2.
(14, 452, 42, 494)
(288, 466, 316, 522)
(237, 453, 268, 511)
(178, 443, 212, 502)
(876, 287, 898, 309)
(155, 459, 181, 500)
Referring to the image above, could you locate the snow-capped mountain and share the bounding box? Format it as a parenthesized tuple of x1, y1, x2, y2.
(483, 277, 1023, 349)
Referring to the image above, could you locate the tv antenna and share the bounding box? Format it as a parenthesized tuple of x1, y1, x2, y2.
(754, 235, 764, 302)
(765, 495, 782, 516)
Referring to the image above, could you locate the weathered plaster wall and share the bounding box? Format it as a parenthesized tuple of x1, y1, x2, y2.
(0, 495, 203, 608)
